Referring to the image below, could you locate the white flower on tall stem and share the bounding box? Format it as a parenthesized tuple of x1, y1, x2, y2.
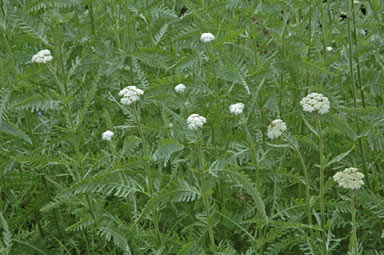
(102, 130, 114, 141)
(333, 167, 364, 190)
(32, 49, 53, 64)
(200, 33, 215, 43)
(326, 46, 333, 52)
(187, 114, 206, 130)
(119, 86, 144, 106)
(300, 93, 330, 114)
(267, 119, 287, 139)
(174, 84, 187, 94)
(229, 103, 245, 115)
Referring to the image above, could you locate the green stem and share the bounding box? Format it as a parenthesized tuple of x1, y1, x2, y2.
(250, 14, 258, 66)
(351, 190, 358, 255)
(316, 112, 327, 255)
(282, 134, 313, 240)
(306, 1, 312, 89)
(346, 0, 371, 189)
(197, 130, 216, 253)
(244, 125, 260, 191)
(244, 124, 263, 255)
(202, 0, 206, 22)
(89, 0, 95, 37)
(208, 45, 221, 150)
(53, 23, 67, 96)
(350, 1, 366, 108)
(132, 103, 161, 245)
(320, 2, 328, 62)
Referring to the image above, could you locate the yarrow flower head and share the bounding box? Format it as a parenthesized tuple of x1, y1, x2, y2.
(200, 33, 215, 43)
(102, 130, 114, 141)
(119, 86, 144, 106)
(267, 119, 287, 139)
(229, 103, 245, 115)
(187, 114, 206, 130)
(333, 167, 364, 190)
(326, 46, 333, 51)
(174, 84, 186, 94)
(32, 49, 53, 64)
(300, 93, 330, 114)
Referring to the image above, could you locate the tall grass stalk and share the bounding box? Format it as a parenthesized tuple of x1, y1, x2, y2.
(346, 0, 371, 189)
(132, 103, 161, 245)
(196, 130, 216, 253)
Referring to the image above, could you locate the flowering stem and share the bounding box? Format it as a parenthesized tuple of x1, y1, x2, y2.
(282, 134, 313, 240)
(207, 45, 221, 150)
(131, 103, 161, 245)
(350, 190, 358, 255)
(244, 125, 260, 190)
(346, 0, 371, 190)
(196, 130, 216, 252)
(316, 112, 327, 255)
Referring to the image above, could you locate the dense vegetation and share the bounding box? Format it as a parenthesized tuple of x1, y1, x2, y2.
(1, 0, 384, 254)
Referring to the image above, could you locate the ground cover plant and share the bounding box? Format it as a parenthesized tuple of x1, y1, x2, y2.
(1, 0, 384, 254)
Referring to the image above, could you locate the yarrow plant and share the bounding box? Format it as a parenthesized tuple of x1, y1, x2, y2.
(174, 84, 186, 94)
(300, 93, 330, 114)
(32, 49, 53, 64)
(101, 130, 114, 141)
(334, 167, 364, 255)
(301, 93, 330, 254)
(187, 114, 206, 130)
(229, 103, 245, 115)
(333, 167, 364, 190)
(119, 86, 144, 106)
(326, 46, 333, 51)
(200, 33, 215, 43)
(267, 119, 287, 139)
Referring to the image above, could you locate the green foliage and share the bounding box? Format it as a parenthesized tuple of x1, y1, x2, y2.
(1, 0, 384, 254)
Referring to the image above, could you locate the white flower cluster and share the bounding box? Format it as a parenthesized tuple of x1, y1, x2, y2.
(174, 84, 186, 94)
(32, 49, 53, 64)
(229, 103, 245, 115)
(300, 93, 330, 114)
(187, 114, 206, 130)
(119, 86, 144, 106)
(267, 119, 287, 139)
(326, 46, 333, 52)
(333, 167, 364, 190)
(102, 130, 114, 141)
(200, 33, 215, 43)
